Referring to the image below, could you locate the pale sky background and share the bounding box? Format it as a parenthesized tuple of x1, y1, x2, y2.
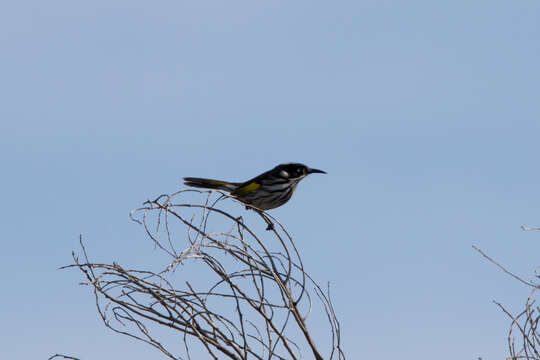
(1, 1, 540, 359)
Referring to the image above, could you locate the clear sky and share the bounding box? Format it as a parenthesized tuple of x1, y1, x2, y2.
(2, 1, 540, 359)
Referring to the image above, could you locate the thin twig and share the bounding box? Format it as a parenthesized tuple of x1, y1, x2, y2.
(65, 190, 345, 360)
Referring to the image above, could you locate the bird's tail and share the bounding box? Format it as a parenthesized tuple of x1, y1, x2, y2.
(183, 177, 239, 192)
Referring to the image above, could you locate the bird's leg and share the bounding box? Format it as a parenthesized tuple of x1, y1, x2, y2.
(244, 204, 274, 230)
(255, 210, 274, 231)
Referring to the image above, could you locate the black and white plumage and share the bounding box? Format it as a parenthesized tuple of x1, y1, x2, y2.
(183, 163, 326, 211)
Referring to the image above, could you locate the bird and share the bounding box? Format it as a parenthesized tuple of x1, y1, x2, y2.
(183, 163, 326, 211)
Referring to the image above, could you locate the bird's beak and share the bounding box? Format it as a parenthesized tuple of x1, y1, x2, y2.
(307, 168, 326, 174)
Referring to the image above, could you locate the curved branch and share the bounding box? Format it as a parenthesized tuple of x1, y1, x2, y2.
(68, 190, 345, 360)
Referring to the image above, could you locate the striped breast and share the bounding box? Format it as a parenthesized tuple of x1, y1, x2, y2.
(237, 177, 301, 210)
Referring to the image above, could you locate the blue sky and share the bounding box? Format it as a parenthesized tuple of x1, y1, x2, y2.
(2, 1, 540, 359)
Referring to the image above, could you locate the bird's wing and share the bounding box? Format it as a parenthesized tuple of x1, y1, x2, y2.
(231, 181, 261, 196)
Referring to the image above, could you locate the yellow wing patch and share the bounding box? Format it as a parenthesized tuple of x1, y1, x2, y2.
(233, 181, 261, 195)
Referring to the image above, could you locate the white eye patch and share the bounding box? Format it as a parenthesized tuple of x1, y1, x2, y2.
(280, 170, 289, 178)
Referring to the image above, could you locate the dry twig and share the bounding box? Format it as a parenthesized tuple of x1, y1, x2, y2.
(473, 245, 540, 360)
(47, 355, 80, 360)
(64, 190, 345, 360)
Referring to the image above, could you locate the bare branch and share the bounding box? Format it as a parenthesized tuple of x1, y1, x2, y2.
(474, 245, 539, 360)
(47, 355, 80, 360)
(66, 190, 345, 360)
(472, 245, 537, 288)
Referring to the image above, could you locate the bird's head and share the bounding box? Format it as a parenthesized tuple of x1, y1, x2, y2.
(274, 163, 326, 180)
